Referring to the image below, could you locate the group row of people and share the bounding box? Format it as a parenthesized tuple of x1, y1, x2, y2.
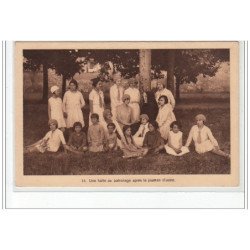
(25, 76, 230, 159)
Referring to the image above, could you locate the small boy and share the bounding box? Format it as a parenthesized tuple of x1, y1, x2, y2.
(105, 123, 118, 151)
(87, 113, 106, 152)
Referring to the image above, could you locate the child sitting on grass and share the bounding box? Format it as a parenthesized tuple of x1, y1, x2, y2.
(24, 119, 67, 153)
(185, 114, 230, 158)
(121, 125, 148, 159)
(165, 121, 189, 156)
(142, 120, 164, 154)
(133, 114, 150, 147)
(87, 113, 106, 152)
(67, 122, 88, 153)
(105, 123, 118, 151)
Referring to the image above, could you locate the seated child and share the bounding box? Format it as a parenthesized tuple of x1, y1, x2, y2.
(165, 121, 189, 156)
(142, 120, 164, 154)
(185, 114, 230, 158)
(121, 125, 148, 159)
(87, 113, 106, 152)
(67, 122, 88, 153)
(133, 114, 150, 147)
(105, 123, 118, 151)
(24, 119, 67, 153)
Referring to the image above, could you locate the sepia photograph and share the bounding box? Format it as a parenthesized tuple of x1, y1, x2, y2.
(15, 41, 239, 187)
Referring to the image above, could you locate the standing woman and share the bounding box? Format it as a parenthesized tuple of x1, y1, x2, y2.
(124, 80, 141, 123)
(89, 77, 105, 126)
(110, 76, 124, 119)
(48, 85, 66, 132)
(63, 79, 85, 130)
(155, 81, 176, 109)
(156, 95, 176, 141)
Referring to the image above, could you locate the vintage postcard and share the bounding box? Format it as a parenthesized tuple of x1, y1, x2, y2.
(15, 41, 239, 187)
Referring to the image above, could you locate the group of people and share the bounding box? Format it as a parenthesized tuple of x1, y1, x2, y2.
(25, 74, 230, 159)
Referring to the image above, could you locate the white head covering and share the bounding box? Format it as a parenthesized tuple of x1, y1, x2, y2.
(50, 85, 59, 93)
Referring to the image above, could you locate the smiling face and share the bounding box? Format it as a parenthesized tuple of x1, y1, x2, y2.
(116, 78, 122, 86)
(69, 82, 77, 91)
(157, 82, 164, 91)
(125, 127, 132, 136)
(75, 125, 82, 133)
(196, 118, 204, 127)
(124, 97, 130, 105)
(158, 97, 165, 106)
(91, 117, 98, 125)
(49, 123, 57, 131)
(148, 123, 155, 132)
(108, 125, 115, 134)
(129, 82, 136, 88)
(96, 82, 102, 91)
(54, 89, 60, 96)
(141, 118, 148, 125)
(172, 124, 179, 133)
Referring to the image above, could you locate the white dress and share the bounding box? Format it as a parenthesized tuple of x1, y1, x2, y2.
(185, 125, 219, 154)
(36, 129, 66, 153)
(62, 90, 85, 128)
(110, 84, 124, 119)
(48, 97, 66, 128)
(89, 89, 105, 126)
(124, 87, 141, 123)
(165, 131, 189, 156)
(133, 123, 149, 147)
(156, 104, 176, 140)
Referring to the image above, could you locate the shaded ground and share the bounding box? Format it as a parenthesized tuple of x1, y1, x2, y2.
(23, 101, 231, 175)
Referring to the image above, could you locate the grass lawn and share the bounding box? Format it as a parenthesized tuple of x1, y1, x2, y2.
(23, 102, 231, 175)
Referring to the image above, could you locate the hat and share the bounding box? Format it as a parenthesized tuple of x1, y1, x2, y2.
(140, 114, 149, 121)
(48, 119, 58, 126)
(122, 94, 130, 102)
(195, 114, 206, 122)
(50, 85, 59, 94)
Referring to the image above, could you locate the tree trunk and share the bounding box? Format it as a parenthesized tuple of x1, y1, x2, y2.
(167, 50, 175, 95)
(42, 63, 49, 102)
(139, 49, 151, 91)
(62, 75, 67, 97)
(175, 77, 181, 103)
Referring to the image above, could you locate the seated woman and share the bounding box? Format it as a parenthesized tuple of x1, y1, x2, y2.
(105, 123, 118, 151)
(67, 122, 88, 153)
(103, 109, 124, 140)
(156, 95, 176, 141)
(116, 94, 133, 130)
(165, 121, 189, 156)
(133, 114, 150, 147)
(142, 120, 164, 154)
(24, 119, 67, 153)
(121, 125, 148, 159)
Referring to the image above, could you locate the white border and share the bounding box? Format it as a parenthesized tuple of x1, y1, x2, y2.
(5, 41, 245, 208)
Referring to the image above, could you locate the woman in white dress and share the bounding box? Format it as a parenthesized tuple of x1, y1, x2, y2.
(62, 79, 85, 129)
(156, 95, 176, 140)
(165, 121, 189, 156)
(48, 85, 66, 131)
(110, 77, 124, 119)
(185, 114, 230, 158)
(124, 80, 141, 123)
(89, 77, 105, 126)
